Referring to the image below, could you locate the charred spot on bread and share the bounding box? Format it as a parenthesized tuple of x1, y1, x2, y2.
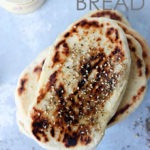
(34, 66, 42, 73)
(106, 27, 120, 42)
(31, 108, 49, 142)
(50, 127, 55, 137)
(53, 51, 60, 64)
(52, 41, 69, 67)
(136, 58, 143, 68)
(91, 11, 122, 22)
(18, 77, 28, 95)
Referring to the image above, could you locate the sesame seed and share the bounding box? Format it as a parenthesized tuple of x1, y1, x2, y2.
(83, 78, 87, 81)
(96, 86, 99, 89)
(37, 113, 41, 116)
(81, 131, 85, 134)
(90, 95, 93, 98)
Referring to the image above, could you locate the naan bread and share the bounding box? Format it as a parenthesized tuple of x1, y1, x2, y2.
(27, 17, 130, 150)
(86, 9, 130, 26)
(116, 22, 150, 79)
(108, 35, 147, 126)
(15, 48, 50, 136)
(16, 10, 149, 140)
(87, 10, 150, 79)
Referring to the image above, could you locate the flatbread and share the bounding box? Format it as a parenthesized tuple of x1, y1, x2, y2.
(87, 10, 150, 79)
(15, 48, 50, 136)
(26, 17, 130, 150)
(108, 35, 147, 126)
(16, 10, 149, 141)
(116, 22, 150, 79)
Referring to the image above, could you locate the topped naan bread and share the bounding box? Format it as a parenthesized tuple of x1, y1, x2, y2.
(16, 9, 131, 136)
(27, 17, 131, 150)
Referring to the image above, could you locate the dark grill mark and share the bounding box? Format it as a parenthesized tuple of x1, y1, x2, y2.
(51, 127, 55, 137)
(146, 67, 149, 76)
(136, 59, 142, 68)
(142, 50, 147, 58)
(106, 27, 119, 42)
(33, 59, 45, 79)
(62, 43, 69, 56)
(131, 47, 136, 52)
(41, 59, 46, 66)
(32, 109, 49, 142)
(63, 133, 78, 147)
(33, 66, 42, 73)
(53, 40, 69, 67)
(37, 89, 46, 104)
(64, 32, 70, 38)
(76, 20, 99, 28)
(18, 78, 28, 95)
(49, 71, 57, 87)
(110, 46, 124, 62)
(115, 29, 119, 40)
(55, 40, 66, 49)
(108, 104, 130, 124)
(132, 86, 146, 102)
(112, 46, 121, 55)
(106, 27, 114, 36)
(78, 79, 85, 89)
(91, 11, 122, 21)
(56, 84, 65, 98)
(80, 63, 92, 76)
(53, 51, 60, 63)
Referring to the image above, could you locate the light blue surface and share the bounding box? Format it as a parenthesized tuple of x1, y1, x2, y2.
(0, 0, 150, 150)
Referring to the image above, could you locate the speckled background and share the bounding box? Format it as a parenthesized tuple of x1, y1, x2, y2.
(0, 0, 150, 150)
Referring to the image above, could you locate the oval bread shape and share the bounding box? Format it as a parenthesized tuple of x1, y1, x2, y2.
(28, 17, 131, 150)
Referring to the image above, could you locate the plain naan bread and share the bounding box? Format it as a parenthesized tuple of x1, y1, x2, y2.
(87, 10, 150, 79)
(85, 9, 130, 26)
(108, 35, 147, 126)
(26, 17, 130, 150)
(116, 22, 150, 79)
(15, 48, 50, 136)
